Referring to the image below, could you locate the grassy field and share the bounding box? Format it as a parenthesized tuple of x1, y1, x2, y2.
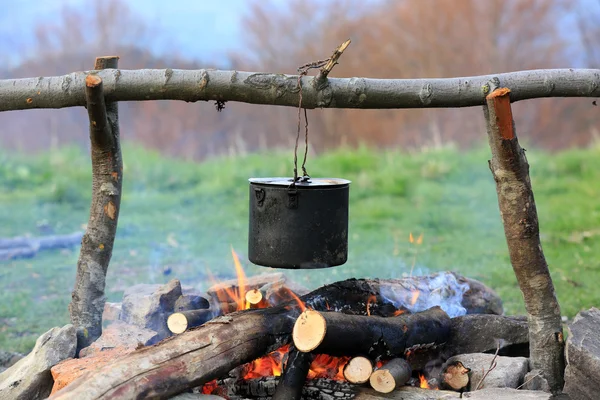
(1, 143, 599, 353)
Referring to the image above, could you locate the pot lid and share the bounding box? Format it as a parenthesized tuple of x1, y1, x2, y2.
(249, 177, 351, 187)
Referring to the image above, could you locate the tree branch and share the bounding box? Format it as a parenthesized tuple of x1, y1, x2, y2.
(483, 88, 565, 393)
(0, 68, 598, 112)
(314, 38, 351, 88)
(69, 56, 123, 353)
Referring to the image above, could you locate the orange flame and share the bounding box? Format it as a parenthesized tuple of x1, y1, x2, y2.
(393, 308, 406, 316)
(243, 345, 289, 379)
(282, 287, 307, 313)
(410, 290, 420, 306)
(419, 374, 429, 389)
(307, 354, 350, 380)
(202, 379, 218, 394)
(366, 295, 377, 316)
(231, 246, 247, 311)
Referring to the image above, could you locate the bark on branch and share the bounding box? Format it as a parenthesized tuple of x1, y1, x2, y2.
(68, 56, 123, 353)
(0, 68, 598, 112)
(483, 88, 565, 393)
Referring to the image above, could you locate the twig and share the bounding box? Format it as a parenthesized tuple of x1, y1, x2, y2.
(474, 342, 500, 390)
(315, 39, 351, 86)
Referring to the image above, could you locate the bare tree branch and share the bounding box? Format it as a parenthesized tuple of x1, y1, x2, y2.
(0, 68, 598, 113)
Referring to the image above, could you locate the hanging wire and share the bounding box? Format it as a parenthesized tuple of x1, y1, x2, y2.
(292, 58, 329, 184)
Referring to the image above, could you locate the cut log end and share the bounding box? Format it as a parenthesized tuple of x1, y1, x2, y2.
(370, 369, 396, 393)
(369, 358, 412, 393)
(293, 309, 327, 352)
(245, 289, 263, 305)
(85, 75, 102, 87)
(343, 356, 373, 384)
(167, 312, 188, 334)
(486, 87, 511, 99)
(442, 361, 471, 391)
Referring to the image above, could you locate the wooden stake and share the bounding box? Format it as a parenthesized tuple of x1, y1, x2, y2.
(343, 356, 373, 384)
(484, 87, 565, 393)
(167, 309, 213, 334)
(69, 55, 122, 353)
(369, 358, 412, 393)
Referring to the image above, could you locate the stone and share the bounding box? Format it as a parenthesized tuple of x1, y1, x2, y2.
(563, 307, 600, 400)
(50, 347, 134, 395)
(78, 320, 159, 357)
(521, 369, 550, 392)
(120, 278, 182, 340)
(461, 387, 555, 399)
(0, 324, 76, 400)
(102, 301, 122, 323)
(358, 386, 555, 399)
(444, 353, 529, 390)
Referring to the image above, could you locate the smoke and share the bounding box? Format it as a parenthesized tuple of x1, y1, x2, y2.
(380, 271, 470, 318)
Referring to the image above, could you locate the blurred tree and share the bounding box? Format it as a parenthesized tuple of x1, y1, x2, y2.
(0, 0, 597, 158)
(234, 0, 597, 152)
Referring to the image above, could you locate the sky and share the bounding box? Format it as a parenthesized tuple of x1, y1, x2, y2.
(0, 0, 255, 66)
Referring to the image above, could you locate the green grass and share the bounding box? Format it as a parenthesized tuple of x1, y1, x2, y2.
(1, 143, 599, 353)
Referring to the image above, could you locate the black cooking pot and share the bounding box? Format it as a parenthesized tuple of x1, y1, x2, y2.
(248, 177, 350, 269)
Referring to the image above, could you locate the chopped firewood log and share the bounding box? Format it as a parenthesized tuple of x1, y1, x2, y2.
(369, 358, 412, 393)
(272, 347, 314, 400)
(167, 309, 214, 334)
(343, 356, 373, 384)
(245, 279, 289, 308)
(293, 307, 451, 358)
(49, 275, 494, 400)
(440, 360, 470, 392)
(245, 289, 269, 309)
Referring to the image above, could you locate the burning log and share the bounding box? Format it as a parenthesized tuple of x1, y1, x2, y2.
(343, 356, 373, 384)
(272, 347, 313, 400)
(292, 307, 451, 358)
(167, 310, 214, 334)
(369, 358, 412, 393)
(303, 273, 503, 317)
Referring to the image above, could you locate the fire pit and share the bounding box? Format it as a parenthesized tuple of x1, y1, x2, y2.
(37, 251, 547, 400)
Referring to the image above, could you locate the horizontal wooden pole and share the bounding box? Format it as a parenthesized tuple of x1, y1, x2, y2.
(1, 68, 598, 112)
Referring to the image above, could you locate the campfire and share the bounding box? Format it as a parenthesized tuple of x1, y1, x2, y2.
(178, 249, 476, 398)
(42, 245, 536, 400)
